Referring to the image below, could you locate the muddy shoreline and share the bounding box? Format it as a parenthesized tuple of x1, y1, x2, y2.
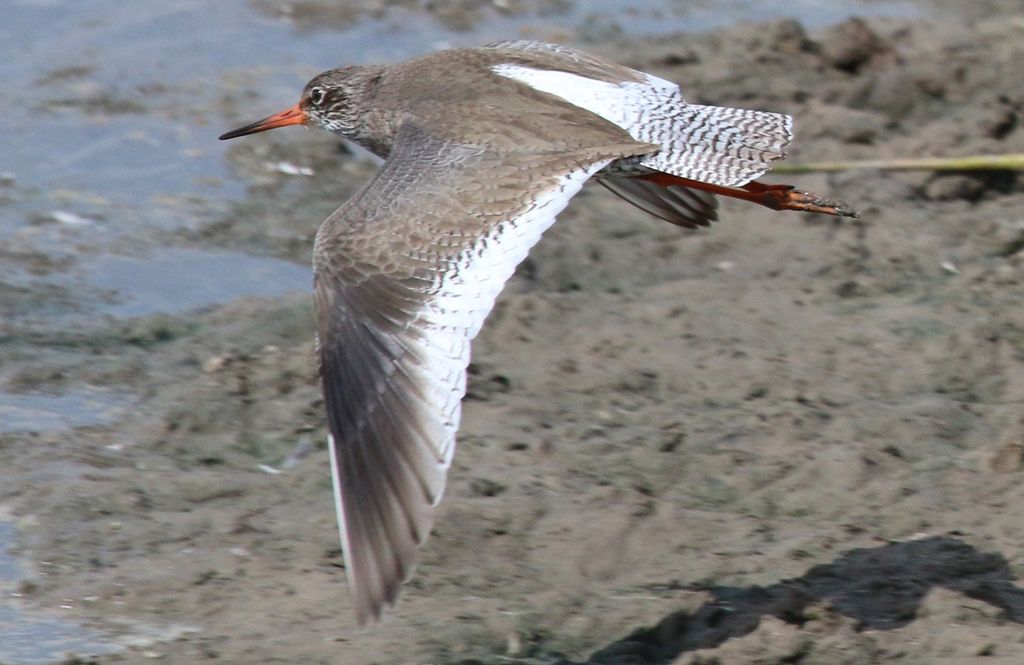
(2, 3, 1024, 664)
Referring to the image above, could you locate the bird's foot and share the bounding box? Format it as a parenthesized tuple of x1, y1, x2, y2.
(751, 184, 860, 218)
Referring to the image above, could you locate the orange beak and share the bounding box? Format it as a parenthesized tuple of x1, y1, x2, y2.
(219, 103, 307, 140)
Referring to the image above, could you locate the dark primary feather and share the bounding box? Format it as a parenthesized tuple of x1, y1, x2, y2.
(598, 177, 719, 228)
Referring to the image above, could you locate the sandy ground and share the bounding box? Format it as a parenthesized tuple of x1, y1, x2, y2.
(2, 4, 1024, 665)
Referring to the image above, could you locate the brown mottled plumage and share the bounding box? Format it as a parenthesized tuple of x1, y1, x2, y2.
(219, 41, 857, 625)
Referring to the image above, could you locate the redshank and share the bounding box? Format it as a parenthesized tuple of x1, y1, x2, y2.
(220, 40, 857, 625)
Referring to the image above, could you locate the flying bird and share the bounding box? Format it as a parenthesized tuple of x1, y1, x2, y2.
(219, 40, 857, 625)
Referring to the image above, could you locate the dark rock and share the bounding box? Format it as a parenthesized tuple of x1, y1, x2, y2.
(819, 17, 893, 73)
(469, 478, 506, 498)
(924, 174, 987, 202)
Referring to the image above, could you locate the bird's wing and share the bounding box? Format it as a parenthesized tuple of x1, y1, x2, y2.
(313, 123, 644, 624)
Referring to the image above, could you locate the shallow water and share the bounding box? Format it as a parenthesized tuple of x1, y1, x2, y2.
(59, 247, 311, 318)
(0, 604, 123, 665)
(0, 388, 131, 434)
(0, 521, 122, 664)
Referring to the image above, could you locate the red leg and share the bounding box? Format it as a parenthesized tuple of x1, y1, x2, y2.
(637, 174, 859, 218)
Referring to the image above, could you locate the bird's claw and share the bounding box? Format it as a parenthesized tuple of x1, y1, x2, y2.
(759, 187, 860, 218)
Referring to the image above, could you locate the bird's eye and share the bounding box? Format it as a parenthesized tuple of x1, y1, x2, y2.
(308, 87, 326, 106)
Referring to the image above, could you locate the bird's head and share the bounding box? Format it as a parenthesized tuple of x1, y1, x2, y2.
(219, 66, 382, 141)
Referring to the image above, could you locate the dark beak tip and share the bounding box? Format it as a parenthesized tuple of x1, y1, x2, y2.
(218, 104, 307, 142)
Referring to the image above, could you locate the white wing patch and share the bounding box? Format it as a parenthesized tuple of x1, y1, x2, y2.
(430, 159, 614, 338)
(492, 63, 677, 140)
(327, 432, 358, 595)
(406, 158, 615, 463)
(398, 161, 609, 465)
(492, 63, 793, 187)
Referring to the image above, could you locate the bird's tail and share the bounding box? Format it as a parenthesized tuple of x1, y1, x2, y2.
(640, 104, 794, 188)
